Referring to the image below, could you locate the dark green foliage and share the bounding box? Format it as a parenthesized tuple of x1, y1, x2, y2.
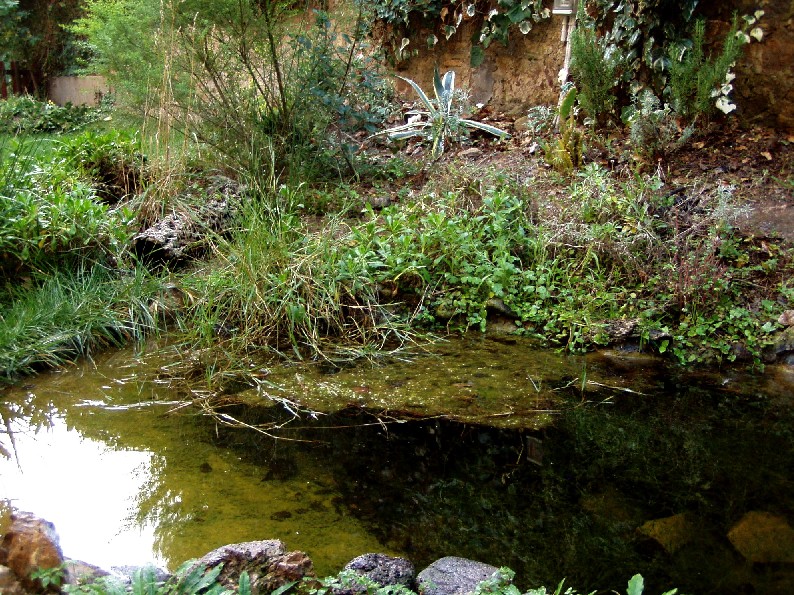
(569, 19, 618, 126)
(668, 17, 746, 123)
(56, 128, 145, 202)
(0, 133, 134, 274)
(0, 95, 104, 134)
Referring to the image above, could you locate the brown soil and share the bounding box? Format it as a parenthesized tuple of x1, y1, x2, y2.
(365, 118, 794, 245)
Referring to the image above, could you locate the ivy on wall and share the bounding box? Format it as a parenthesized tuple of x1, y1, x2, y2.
(369, 0, 552, 65)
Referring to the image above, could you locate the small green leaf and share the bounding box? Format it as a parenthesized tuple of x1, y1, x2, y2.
(627, 573, 645, 595)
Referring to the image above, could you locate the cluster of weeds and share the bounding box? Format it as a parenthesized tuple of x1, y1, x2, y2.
(56, 128, 146, 202)
(0, 123, 173, 383)
(0, 95, 109, 134)
(0, 134, 135, 275)
(176, 188, 414, 371)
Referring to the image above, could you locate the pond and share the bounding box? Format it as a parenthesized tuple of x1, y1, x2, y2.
(2, 335, 794, 594)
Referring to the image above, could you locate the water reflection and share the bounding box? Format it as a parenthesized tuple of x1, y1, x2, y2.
(0, 349, 388, 575)
(2, 336, 794, 595)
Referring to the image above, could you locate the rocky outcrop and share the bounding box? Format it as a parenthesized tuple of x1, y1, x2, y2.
(339, 553, 416, 593)
(417, 556, 502, 595)
(0, 511, 64, 592)
(763, 326, 794, 364)
(192, 539, 315, 594)
(132, 175, 242, 265)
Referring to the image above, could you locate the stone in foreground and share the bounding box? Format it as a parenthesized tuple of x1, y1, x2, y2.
(193, 540, 314, 594)
(727, 511, 794, 564)
(341, 553, 415, 592)
(0, 511, 64, 591)
(417, 556, 500, 595)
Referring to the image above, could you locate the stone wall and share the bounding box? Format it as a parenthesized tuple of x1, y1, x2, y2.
(384, 0, 794, 130)
(48, 75, 110, 107)
(393, 17, 566, 116)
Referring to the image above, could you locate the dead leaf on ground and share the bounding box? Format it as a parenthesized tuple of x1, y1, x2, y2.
(760, 151, 773, 161)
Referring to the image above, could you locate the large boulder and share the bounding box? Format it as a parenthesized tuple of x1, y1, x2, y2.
(417, 557, 501, 595)
(192, 540, 314, 594)
(338, 553, 415, 593)
(0, 511, 64, 591)
(727, 511, 794, 564)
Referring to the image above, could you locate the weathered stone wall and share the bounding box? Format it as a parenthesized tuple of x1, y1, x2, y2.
(701, 0, 794, 130)
(383, 0, 793, 130)
(48, 75, 110, 107)
(393, 17, 566, 116)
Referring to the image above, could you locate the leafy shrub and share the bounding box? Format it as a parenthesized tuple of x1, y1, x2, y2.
(569, 16, 618, 127)
(0, 136, 133, 274)
(56, 129, 145, 202)
(668, 16, 748, 123)
(623, 90, 694, 163)
(0, 95, 102, 134)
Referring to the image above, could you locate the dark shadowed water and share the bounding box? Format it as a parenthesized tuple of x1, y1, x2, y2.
(2, 335, 793, 594)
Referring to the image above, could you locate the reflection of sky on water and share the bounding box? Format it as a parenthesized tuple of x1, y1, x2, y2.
(0, 350, 387, 576)
(0, 415, 163, 569)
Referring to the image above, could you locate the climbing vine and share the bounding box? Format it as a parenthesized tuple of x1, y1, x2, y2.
(369, 0, 551, 63)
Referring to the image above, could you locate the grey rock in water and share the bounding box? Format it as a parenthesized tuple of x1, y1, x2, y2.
(417, 556, 501, 595)
(192, 540, 314, 595)
(763, 326, 794, 363)
(339, 553, 415, 593)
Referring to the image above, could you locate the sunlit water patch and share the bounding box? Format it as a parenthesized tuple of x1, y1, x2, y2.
(0, 347, 387, 575)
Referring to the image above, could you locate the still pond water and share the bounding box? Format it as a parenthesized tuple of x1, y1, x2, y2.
(1, 335, 793, 594)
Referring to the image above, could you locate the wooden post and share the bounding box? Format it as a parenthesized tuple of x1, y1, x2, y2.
(1, 61, 6, 98)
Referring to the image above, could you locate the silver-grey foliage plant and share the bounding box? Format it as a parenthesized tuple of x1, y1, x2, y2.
(375, 68, 510, 160)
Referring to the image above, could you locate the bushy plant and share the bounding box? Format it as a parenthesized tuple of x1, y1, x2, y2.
(376, 68, 510, 160)
(0, 95, 102, 134)
(72, 1, 393, 184)
(667, 15, 755, 123)
(55, 128, 145, 202)
(569, 15, 618, 127)
(623, 90, 694, 164)
(0, 136, 133, 274)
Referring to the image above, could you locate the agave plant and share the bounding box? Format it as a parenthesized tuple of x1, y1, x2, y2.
(377, 68, 510, 159)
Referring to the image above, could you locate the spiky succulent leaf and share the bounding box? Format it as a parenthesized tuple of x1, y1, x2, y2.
(396, 75, 437, 115)
(460, 119, 511, 138)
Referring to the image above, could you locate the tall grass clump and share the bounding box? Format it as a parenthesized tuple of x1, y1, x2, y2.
(178, 187, 409, 366)
(0, 264, 166, 381)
